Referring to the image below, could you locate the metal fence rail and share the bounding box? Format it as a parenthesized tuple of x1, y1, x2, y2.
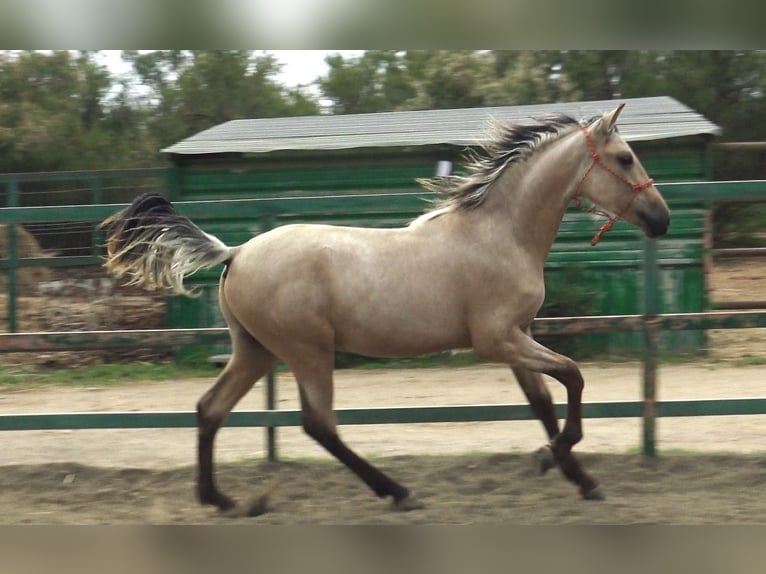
(3, 398, 766, 432)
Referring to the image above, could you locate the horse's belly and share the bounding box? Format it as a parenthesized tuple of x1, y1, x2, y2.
(333, 307, 471, 358)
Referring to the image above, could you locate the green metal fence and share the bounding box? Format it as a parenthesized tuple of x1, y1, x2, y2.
(0, 168, 169, 332)
(2, 181, 766, 459)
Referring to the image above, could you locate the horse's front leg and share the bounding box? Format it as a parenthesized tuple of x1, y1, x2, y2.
(541, 360, 604, 500)
(511, 366, 560, 475)
(479, 326, 603, 500)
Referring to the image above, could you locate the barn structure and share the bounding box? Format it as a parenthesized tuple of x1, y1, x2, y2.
(161, 96, 721, 356)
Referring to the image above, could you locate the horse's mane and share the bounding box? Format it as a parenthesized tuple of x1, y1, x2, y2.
(418, 114, 590, 213)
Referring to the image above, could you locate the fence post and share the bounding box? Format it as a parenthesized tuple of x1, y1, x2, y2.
(6, 179, 19, 333)
(266, 369, 277, 462)
(260, 211, 278, 462)
(91, 175, 103, 260)
(642, 237, 661, 456)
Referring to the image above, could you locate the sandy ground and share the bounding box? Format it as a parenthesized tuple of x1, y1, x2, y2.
(1, 363, 766, 524)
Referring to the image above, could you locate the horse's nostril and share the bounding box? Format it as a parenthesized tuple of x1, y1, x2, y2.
(644, 209, 670, 237)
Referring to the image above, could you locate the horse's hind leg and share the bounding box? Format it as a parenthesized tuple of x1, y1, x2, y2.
(291, 354, 423, 510)
(196, 327, 276, 511)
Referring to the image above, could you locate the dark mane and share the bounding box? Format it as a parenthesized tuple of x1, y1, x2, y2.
(418, 114, 586, 212)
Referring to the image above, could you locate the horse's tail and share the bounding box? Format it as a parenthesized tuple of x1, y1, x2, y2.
(100, 193, 233, 296)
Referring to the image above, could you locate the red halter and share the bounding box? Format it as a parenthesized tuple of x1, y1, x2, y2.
(571, 126, 655, 246)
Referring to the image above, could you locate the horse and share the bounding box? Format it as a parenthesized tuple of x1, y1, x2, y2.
(101, 104, 669, 516)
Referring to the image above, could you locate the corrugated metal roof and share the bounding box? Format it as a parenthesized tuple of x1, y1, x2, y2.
(162, 96, 721, 156)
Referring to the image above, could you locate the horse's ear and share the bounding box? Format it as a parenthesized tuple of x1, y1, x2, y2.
(600, 103, 625, 133)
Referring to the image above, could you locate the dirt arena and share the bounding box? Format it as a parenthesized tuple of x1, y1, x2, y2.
(2, 362, 766, 524)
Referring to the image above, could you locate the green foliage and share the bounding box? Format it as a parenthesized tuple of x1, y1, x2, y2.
(0, 51, 125, 172)
(318, 50, 581, 113)
(318, 51, 417, 114)
(123, 50, 320, 149)
(0, 50, 321, 174)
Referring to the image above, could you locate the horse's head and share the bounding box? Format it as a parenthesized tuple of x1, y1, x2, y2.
(574, 104, 670, 242)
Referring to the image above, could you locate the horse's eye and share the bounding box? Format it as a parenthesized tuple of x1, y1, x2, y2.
(616, 152, 633, 168)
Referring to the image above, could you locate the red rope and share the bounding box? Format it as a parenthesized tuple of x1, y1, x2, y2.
(571, 126, 654, 245)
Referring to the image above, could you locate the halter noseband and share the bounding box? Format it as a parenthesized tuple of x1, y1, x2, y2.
(571, 126, 654, 246)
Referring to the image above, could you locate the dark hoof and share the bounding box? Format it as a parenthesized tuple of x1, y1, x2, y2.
(533, 446, 556, 475)
(199, 490, 236, 511)
(582, 485, 606, 501)
(392, 493, 425, 511)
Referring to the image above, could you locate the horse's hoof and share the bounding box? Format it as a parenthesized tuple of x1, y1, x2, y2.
(392, 493, 425, 511)
(582, 485, 606, 501)
(199, 490, 236, 511)
(533, 446, 556, 475)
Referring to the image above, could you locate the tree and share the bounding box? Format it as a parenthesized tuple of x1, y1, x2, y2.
(635, 51, 766, 180)
(123, 50, 320, 149)
(484, 51, 579, 105)
(318, 51, 417, 114)
(320, 50, 502, 113)
(319, 50, 582, 113)
(0, 50, 158, 172)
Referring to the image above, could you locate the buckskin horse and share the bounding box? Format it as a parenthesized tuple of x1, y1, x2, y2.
(101, 104, 669, 516)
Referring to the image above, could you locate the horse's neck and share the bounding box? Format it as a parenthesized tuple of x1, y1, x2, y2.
(485, 130, 585, 261)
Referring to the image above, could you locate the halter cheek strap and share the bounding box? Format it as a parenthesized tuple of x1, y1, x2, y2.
(571, 126, 655, 246)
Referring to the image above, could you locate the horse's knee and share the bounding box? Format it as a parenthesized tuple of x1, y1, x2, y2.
(196, 399, 226, 438)
(196, 401, 210, 432)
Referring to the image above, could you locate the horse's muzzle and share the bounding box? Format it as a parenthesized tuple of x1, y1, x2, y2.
(638, 206, 670, 238)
